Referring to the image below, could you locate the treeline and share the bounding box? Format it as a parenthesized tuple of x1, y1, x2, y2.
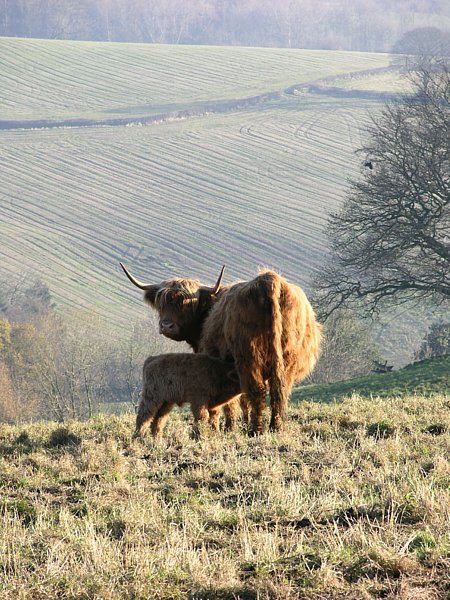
(1, 0, 448, 52)
(0, 277, 174, 424)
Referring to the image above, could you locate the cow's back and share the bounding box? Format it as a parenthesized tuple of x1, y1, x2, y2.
(199, 271, 321, 385)
(199, 276, 270, 365)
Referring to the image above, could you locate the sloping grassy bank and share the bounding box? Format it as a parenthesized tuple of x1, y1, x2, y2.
(293, 356, 450, 404)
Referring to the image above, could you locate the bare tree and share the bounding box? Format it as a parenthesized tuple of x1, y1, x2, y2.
(5, 311, 111, 422)
(392, 27, 450, 70)
(414, 320, 450, 360)
(307, 309, 380, 384)
(0, 362, 19, 423)
(316, 56, 450, 319)
(6, 322, 43, 420)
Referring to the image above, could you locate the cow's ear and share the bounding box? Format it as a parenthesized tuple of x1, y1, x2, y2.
(198, 288, 216, 312)
(198, 266, 225, 310)
(227, 368, 240, 383)
(143, 286, 160, 307)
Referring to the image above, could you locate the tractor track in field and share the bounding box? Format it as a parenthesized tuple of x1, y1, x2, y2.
(0, 66, 397, 132)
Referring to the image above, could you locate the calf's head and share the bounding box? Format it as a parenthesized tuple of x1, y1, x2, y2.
(120, 263, 225, 350)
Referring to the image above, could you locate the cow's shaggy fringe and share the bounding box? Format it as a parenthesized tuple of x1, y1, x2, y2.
(153, 278, 202, 312)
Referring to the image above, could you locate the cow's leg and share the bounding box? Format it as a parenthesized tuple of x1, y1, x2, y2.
(249, 391, 266, 435)
(240, 395, 251, 426)
(134, 398, 163, 438)
(269, 372, 294, 433)
(222, 396, 241, 431)
(238, 373, 266, 435)
(191, 404, 210, 439)
(151, 402, 175, 437)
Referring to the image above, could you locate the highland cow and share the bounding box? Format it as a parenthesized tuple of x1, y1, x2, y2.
(134, 353, 241, 438)
(121, 264, 322, 435)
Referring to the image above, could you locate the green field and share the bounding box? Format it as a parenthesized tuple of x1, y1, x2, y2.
(0, 38, 404, 334)
(293, 356, 450, 403)
(328, 69, 411, 93)
(0, 394, 448, 599)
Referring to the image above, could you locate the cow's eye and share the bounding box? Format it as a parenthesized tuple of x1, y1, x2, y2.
(171, 295, 187, 309)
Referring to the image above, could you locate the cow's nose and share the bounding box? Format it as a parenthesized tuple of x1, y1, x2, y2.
(160, 319, 175, 333)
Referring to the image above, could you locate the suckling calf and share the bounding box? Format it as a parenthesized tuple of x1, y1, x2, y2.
(134, 353, 241, 438)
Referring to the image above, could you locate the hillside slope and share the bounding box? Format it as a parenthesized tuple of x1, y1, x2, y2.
(0, 394, 449, 599)
(0, 38, 389, 122)
(0, 96, 379, 326)
(0, 39, 411, 346)
(293, 356, 450, 403)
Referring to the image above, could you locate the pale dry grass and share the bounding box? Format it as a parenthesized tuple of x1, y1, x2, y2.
(0, 395, 448, 599)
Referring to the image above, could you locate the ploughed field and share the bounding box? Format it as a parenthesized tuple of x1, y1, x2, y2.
(0, 394, 448, 599)
(0, 38, 397, 328)
(0, 38, 389, 122)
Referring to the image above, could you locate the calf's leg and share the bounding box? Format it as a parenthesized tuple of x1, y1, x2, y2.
(191, 404, 210, 439)
(223, 396, 241, 431)
(151, 402, 175, 437)
(208, 407, 221, 431)
(134, 397, 164, 438)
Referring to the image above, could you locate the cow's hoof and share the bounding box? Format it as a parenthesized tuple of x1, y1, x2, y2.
(247, 429, 263, 437)
(269, 418, 284, 433)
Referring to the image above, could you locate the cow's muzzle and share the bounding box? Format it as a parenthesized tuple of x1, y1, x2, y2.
(159, 319, 179, 337)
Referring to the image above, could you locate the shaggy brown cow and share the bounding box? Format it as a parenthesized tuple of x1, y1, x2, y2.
(134, 353, 241, 438)
(120, 264, 322, 434)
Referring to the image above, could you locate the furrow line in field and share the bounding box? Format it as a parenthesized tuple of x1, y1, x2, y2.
(0, 97, 373, 321)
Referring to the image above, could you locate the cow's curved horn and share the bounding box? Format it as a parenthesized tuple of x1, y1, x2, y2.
(212, 265, 225, 295)
(120, 262, 157, 291)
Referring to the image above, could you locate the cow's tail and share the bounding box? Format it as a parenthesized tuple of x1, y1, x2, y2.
(266, 274, 289, 431)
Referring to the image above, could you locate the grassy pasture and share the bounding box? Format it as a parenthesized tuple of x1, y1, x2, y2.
(0, 394, 448, 599)
(327, 70, 411, 94)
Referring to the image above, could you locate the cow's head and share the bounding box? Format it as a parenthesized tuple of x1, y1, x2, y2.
(120, 263, 225, 351)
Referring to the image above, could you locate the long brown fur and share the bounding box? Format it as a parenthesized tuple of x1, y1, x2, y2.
(135, 268, 321, 434)
(199, 270, 322, 433)
(134, 353, 241, 438)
